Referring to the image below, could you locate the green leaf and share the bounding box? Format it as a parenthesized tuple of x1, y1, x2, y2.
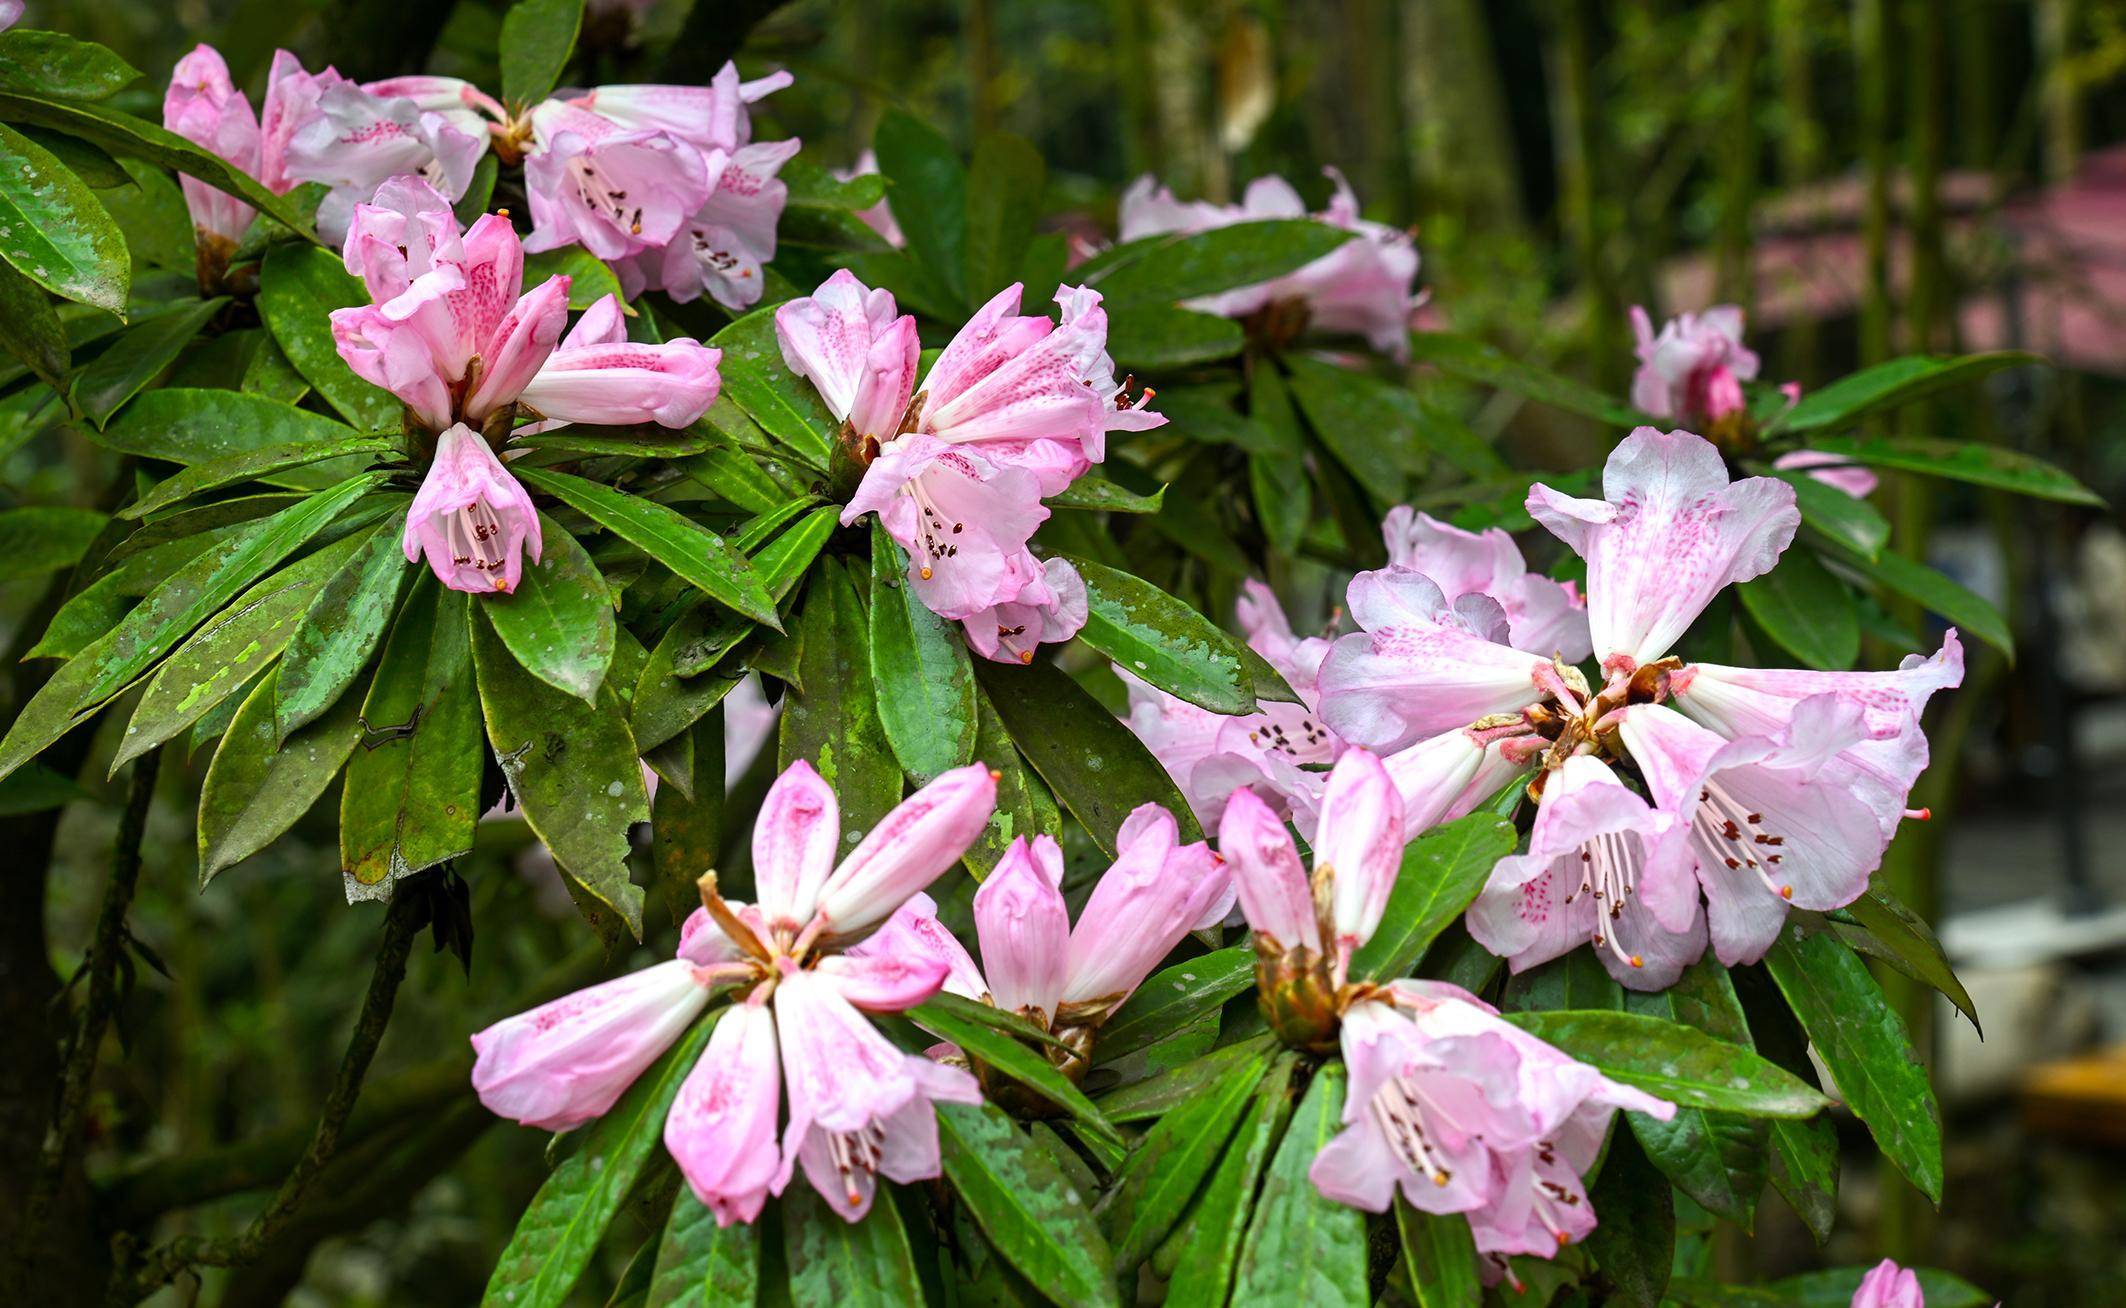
(646, 1188, 756, 1308)
(339, 579, 482, 898)
(973, 656, 1200, 853)
(1833, 883, 1980, 1033)
(76, 473, 385, 708)
(1352, 813, 1520, 981)
(907, 999, 1121, 1150)
(1789, 433, 2100, 506)
(1044, 475, 1165, 515)
(123, 434, 396, 521)
(1583, 1125, 1674, 1308)
(0, 505, 105, 578)
(1102, 1041, 1266, 1270)
(1068, 556, 1253, 715)
(867, 524, 977, 784)
(482, 514, 616, 702)
(1776, 352, 2042, 433)
(1768, 1111, 1839, 1245)
(915, 988, 1076, 1054)
(963, 683, 1061, 876)
(1092, 220, 1355, 307)
(198, 665, 365, 883)
(498, 0, 584, 105)
(520, 244, 625, 310)
(1096, 947, 1253, 1062)
(778, 560, 902, 837)
(274, 525, 411, 742)
(708, 307, 837, 470)
(1106, 303, 1245, 368)
(1738, 547, 1858, 671)
(650, 712, 723, 924)
(1623, 958, 1768, 1229)
(937, 1102, 1120, 1308)
(1164, 1055, 1297, 1308)
(0, 121, 129, 313)
(1283, 353, 1419, 501)
(1665, 1269, 1992, 1308)
(782, 155, 886, 211)
(257, 242, 398, 428)
(515, 465, 776, 628)
(1822, 538, 2012, 658)
(113, 531, 366, 769)
(1396, 1201, 1482, 1308)
(455, 152, 500, 228)
(1096, 1033, 1278, 1123)
(481, 1012, 715, 1308)
(962, 133, 1044, 303)
(0, 30, 141, 100)
(98, 389, 368, 486)
(1501, 949, 1624, 1013)
(874, 109, 968, 305)
(1773, 470, 1890, 560)
(72, 296, 224, 426)
(1407, 331, 1645, 426)
(1230, 1065, 1368, 1306)
(0, 91, 317, 243)
(1500, 1010, 1832, 1118)
(513, 426, 720, 459)
(0, 257, 67, 388)
(474, 611, 649, 939)
(781, 1176, 924, 1308)
(1762, 927, 1943, 1202)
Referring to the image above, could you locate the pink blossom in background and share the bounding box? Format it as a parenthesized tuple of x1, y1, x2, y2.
(835, 149, 904, 247)
(0, 2, 20, 31)
(1628, 304, 1759, 426)
(1119, 168, 1422, 358)
(402, 424, 542, 594)
(472, 760, 997, 1224)
(1774, 448, 1881, 499)
(1850, 1259, 1926, 1308)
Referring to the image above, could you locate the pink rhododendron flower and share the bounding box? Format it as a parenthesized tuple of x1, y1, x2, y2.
(959, 555, 1090, 665)
(523, 100, 713, 261)
(163, 46, 261, 249)
(403, 424, 542, 593)
(1628, 304, 1758, 427)
(1851, 1259, 1925, 1308)
(1774, 448, 1881, 499)
(615, 138, 800, 309)
(0, 2, 19, 31)
(1119, 168, 1421, 358)
(835, 149, 904, 247)
(331, 177, 719, 432)
(473, 759, 996, 1224)
(1380, 507, 1590, 662)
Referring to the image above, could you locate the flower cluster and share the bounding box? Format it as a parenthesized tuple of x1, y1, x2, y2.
(776, 270, 1164, 661)
(1120, 168, 1422, 358)
(1219, 752, 1674, 1276)
(1317, 428, 1960, 988)
(473, 761, 997, 1223)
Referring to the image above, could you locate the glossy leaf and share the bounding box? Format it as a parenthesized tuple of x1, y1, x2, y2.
(1768, 1111, 1840, 1246)
(1351, 813, 1520, 981)
(275, 525, 412, 742)
(1283, 353, 1418, 502)
(962, 683, 1061, 876)
(482, 513, 616, 702)
(498, 0, 583, 105)
(523, 244, 624, 310)
(1096, 947, 1253, 1062)
(1102, 1040, 1265, 1270)
(778, 559, 903, 838)
(1826, 540, 2012, 658)
(1408, 330, 1646, 427)
(1500, 1010, 1832, 1118)
(1106, 303, 1245, 368)
(873, 108, 968, 305)
(1163, 1054, 1298, 1308)
(99, 389, 367, 486)
(709, 307, 837, 470)
(867, 525, 977, 784)
(1776, 352, 2041, 433)
(0, 121, 129, 313)
(908, 999, 1120, 1149)
(1091, 220, 1353, 307)
(1584, 1125, 1674, 1308)
(646, 1187, 755, 1308)
(1068, 556, 1253, 715)
(1833, 882, 1981, 1033)
(650, 713, 723, 926)
(257, 242, 398, 428)
(123, 434, 397, 521)
(962, 133, 1043, 303)
(73, 296, 225, 427)
(1230, 1064, 1368, 1306)
(937, 1101, 1119, 1308)
(1044, 475, 1164, 515)
(1738, 547, 1858, 672)
(1623, 959, 1768, 1229)
(1774, 469, 1890, 560)
(1794, 432, 2099, 505)
(0, 257, 67, 388)
(0, 505, 105, 578)
(1397, 1200, 1482, 1308)
(1762, 927, 1944, 1202)
(198, 665, 365, 884)
(0, 29, 141, 100)
(480, 1013, 715, 1308)
(782, 1178, 924, 1308)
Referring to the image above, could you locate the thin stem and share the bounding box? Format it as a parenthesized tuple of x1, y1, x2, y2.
(119, 886, 425, 1301)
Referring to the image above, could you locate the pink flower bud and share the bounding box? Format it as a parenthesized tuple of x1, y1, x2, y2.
(402, 425, 543, 594)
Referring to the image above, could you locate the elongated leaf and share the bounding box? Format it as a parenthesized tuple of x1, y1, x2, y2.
(1501, 949, 1624, 1013)
(1045, 475, 1164, 515)
(482, 514, 615, 702)
(1103, 1042, 1266, 1270)
(1792, 432, 2099, 505)
(916, 989, 1076, 1054)
(0, 505, 105, 578)
(1768, 1110, 1839, 1245)
(514, 465, 776, 627)
(73, 296, 224, 426)
(1230, 1065, 1367, 1306)
(782, 1177, 924, 1308)
(1093, 220, 1355, 307)
(339, 579, 482, 899)
(474, 613, 649, 939)
(974, 657, 1200, 852)
(1408, 330, 1644, 426)
(1623, 959, 1768, 1229)
(29, 530, 229, 661)
(123, 434, 397, 520)
(1352, 813, 1520, 981)
(1762, 927, 1943, 1202)
(99, 389, 366, 486)
(867, 525, 977, 784)
(0, 121, 128, 313)
(778, 560, 902, 836)
(275, 526, 411, 742)
(1096, 1033, 1278, 1123)
(1107, 303, 1245, 368)
(1739, 547, 1858, 671)
(0, 91, 317, 242)
(938, 1102, 1119, 1308)
(647, 1187, 756, 1308)
(1584, 1125, 1674, 1308)
(481, 1013, 716, 1308)
(1774, 470, 1890, 560)
(909, 1001, 1120, 1149)
(198, 665, 365, 883)
(258, 242, 397, 428)
(708, 308, 837, 470)
(1834, 883, 1980, 1033)
(1777, 352, 2041, 433)
(963, 683, 1061, 876)
(962, 132, 1043, 302)
(633, 615, 747, 754)
(874, 109, 967, 305)
(0, 256, 66, 387)
(1501, 1010, 1831, 1118)
(1397, 1200, 1482, 1308)
(1157, 1053, 1294, 1308)
(113, 531, 366, 768)
(499, 0, 583, 105)
(1825, 538, 2012, 658)
(0, 30, 141, 100)
(1097, 947, 1253, 1062)
(1283, 353, 1418, 502)
(1068, 557, 1253, 715)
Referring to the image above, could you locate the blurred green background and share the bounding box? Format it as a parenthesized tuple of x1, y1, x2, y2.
(18, 1, 2126, 1304)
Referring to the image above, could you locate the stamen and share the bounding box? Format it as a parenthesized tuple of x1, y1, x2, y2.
(1693, 783, 1794, 901)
